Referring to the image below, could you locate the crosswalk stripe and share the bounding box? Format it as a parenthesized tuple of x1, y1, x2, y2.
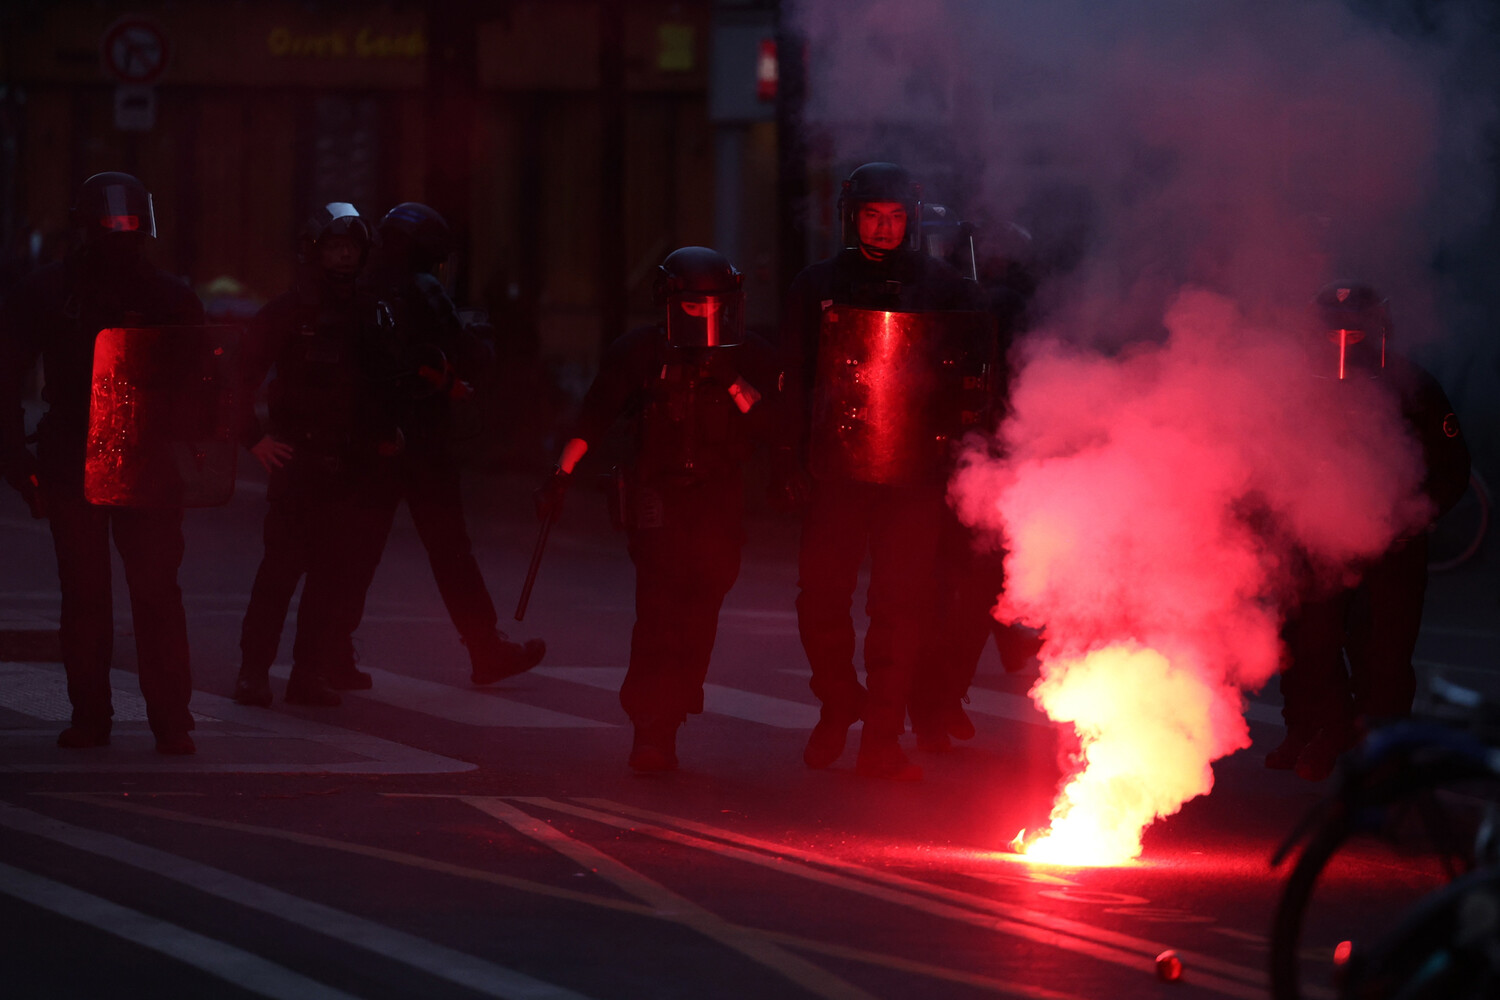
(0, 802, 594, 1000)
(532, 666, 819, 729)
(0, 663, 473, 775)
(0, 861, 362, 1000)
(267, 665, 615, 729)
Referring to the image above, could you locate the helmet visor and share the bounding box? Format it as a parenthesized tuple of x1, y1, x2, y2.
(1325, 326, 1384, 380)
(665, 291, 744, 348)
(99, 185, 156, 238)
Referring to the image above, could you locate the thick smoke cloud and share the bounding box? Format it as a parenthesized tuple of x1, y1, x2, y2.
(791, 0, 1496, 350)
(790, 0, 1488, 859)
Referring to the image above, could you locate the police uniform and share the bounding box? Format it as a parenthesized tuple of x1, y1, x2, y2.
(572, 324, 785, 743)
(235, 276, 403, 702)
(0, 239, 203, 747)
(782, 242, 979, 775)
(1278, 354, 1471, 766)
(363, 259, 542, 681)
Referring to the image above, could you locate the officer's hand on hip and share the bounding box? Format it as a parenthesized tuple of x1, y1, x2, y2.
(251, 435, 295, 472)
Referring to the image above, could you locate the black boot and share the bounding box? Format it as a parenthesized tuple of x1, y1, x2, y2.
(469, 632, 546, 685)
(284, 672, 342, 706)
(628, 720, 679, 773)
(232, 668, 273, 707)
(803, 707, 858, 769)
(855, 730, 923, 781)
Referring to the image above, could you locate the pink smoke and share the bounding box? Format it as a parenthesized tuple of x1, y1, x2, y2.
(951, 288, 1432, 859)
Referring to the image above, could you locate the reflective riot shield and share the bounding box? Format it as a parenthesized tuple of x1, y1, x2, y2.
(809, 307, 996, 486)
(85, 325, 243, 508)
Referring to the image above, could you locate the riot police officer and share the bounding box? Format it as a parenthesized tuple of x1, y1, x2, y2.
(361, 202, 544, 685)
(781, 162, 981, 780)
(1272, 282, 1471, 780)
(0, 172, 204, 753)
(232, 203, 404, 707)
(536, 247, 788, 771)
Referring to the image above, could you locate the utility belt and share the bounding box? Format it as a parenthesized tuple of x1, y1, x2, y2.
(605, 465, 740, 532)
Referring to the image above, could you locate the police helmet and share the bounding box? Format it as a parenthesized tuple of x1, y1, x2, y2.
(71, 172, 156, 240)
(838, 162, 922, 251)
(297, 202, 375, 267)
(378, 202, 453, 270)
(1311, 281, 1389, 380)
(655, 246, 745, 348)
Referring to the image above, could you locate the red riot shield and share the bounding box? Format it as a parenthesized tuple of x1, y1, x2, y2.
(85, 325, 243, 508)
(810, 307, 996, 486)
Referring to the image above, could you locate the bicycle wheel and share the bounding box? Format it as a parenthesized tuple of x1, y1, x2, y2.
(1270, 756, 1499, 1000)
(1338, 866, 1500, 1000)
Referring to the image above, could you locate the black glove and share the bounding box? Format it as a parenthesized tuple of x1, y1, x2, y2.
(767, 447, 812, 513)
(534, 468, 572, 522)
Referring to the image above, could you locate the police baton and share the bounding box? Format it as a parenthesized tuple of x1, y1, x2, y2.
(514, 512, 555, 621)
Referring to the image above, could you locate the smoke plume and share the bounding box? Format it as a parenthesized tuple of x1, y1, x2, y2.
(788, 0, 1491, 859)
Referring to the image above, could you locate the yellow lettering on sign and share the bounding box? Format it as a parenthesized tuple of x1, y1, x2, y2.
(268, 26, 426, 58)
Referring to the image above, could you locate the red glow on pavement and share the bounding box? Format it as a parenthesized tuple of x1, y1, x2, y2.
(1333, 940, 1353, 966)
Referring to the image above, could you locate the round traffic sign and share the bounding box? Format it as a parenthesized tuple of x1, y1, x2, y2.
(101, 18, 169, 85)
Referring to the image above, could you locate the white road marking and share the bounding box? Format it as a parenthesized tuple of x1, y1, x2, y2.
(0, 861, 361, 1000)
(0, 663, 473, 775)
(267, 665, 614, 729)
(0, 661, 217, 723)
(533, 666, 819, 729)
(561, 798, 1268, 999)
(0, 802, 593, 1000)
(465, 797, 875, 1000)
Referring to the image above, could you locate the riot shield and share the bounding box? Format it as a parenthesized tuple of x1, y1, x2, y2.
(809, 307, 996, 486)
(85, 325, 243, 508)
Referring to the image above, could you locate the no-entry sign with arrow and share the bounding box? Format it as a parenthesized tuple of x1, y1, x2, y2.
(101, 18, 169, 85)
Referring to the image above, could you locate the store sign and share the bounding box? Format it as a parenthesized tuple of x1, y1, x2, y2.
(267, 27, 426, 59)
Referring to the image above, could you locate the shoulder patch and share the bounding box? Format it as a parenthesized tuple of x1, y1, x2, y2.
(1442, 412, 1461, 439)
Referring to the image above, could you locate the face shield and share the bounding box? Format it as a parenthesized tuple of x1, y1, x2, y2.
(665, 290, 744, 348)
(98, 184, 157, 238)
(1325, 325, 1385, 380)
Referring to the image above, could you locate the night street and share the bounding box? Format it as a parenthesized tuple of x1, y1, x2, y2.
(2, 469, 1495, 1000)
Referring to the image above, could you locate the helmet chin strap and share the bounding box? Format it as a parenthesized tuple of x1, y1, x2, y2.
(858, 240, 894, 263)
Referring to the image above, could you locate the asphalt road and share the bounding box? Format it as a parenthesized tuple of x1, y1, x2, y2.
(1, 465, 1496, 1000)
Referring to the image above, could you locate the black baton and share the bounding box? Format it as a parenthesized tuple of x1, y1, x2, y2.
(514, 513, 555, 621)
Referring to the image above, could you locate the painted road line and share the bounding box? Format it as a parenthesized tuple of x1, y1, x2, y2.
(568, 798, 1271, 999)
(0, 802, 593, 1000)
(266, 665, 614, 729)
(533, 666, 819, 729)
(47, 793, 656, 916)
(517, 797, 1245, 997)
(0, 661, 217, 723)
(464, 797, 877, 1000)
(0, 861, 361, 1000)
(0, 663, 472, 775)
(59, 792, 1088, 1000)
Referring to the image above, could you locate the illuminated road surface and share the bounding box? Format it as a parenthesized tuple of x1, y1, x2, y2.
(1, 473, 1494, 999)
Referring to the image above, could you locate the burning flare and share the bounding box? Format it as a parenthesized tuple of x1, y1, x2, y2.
(953, 290, 1430, 865)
